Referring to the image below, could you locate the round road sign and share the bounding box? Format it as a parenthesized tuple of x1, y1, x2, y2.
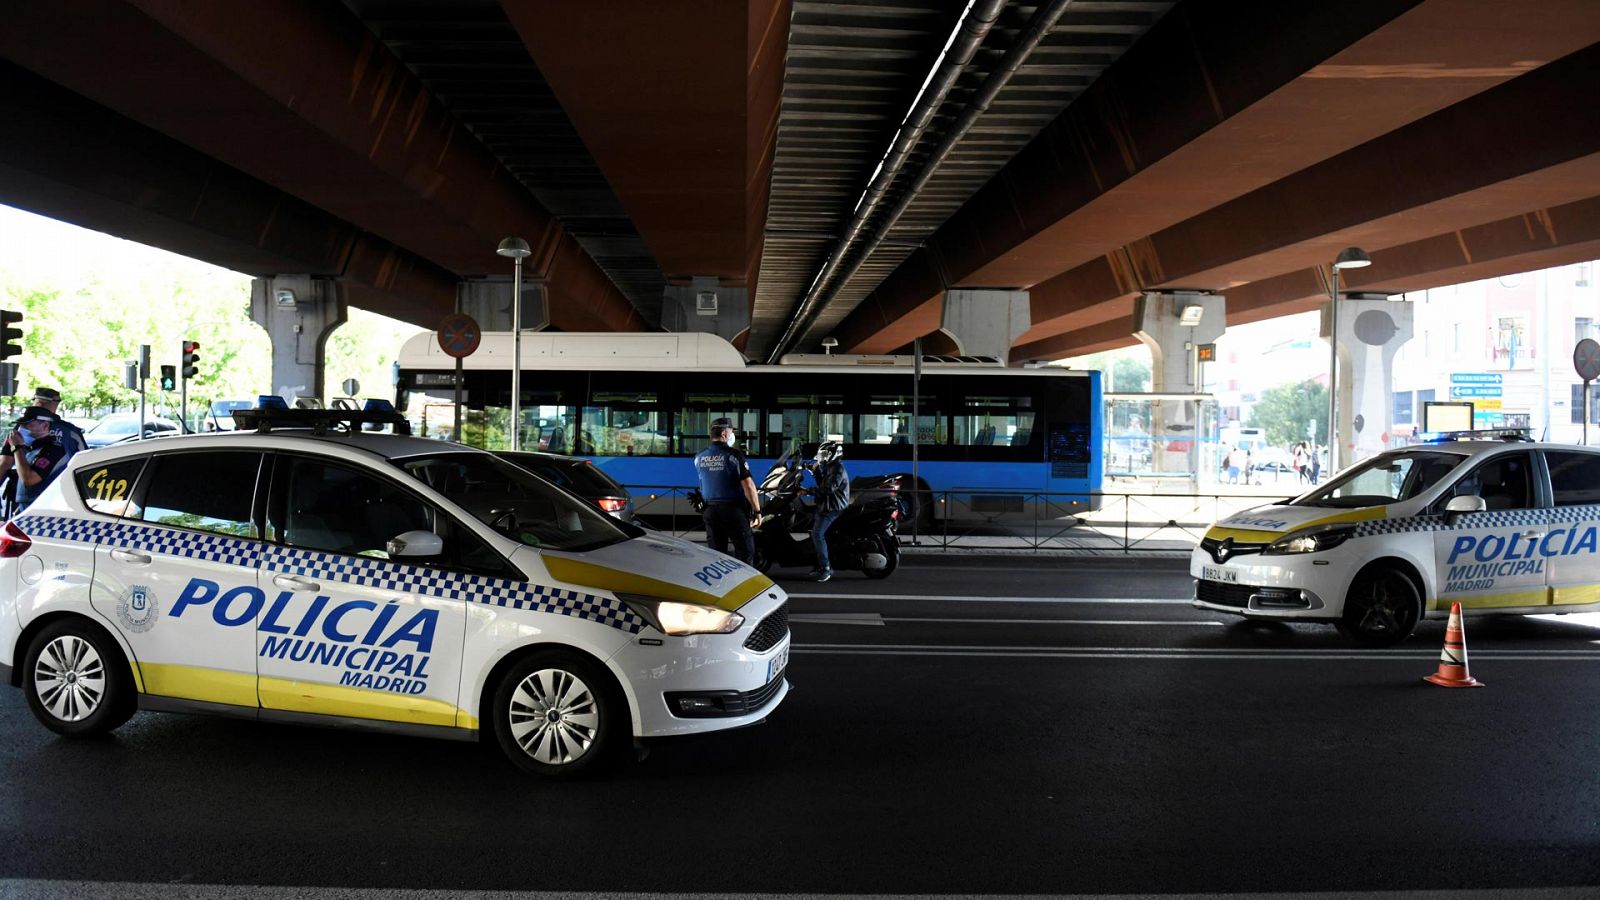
(437, 313, 482, 359)
(1577, 338, 1600, 382)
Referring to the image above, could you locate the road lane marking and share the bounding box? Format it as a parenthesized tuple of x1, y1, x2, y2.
(793, 643, 1600, 660)
(790, 613, 885, 626)
(882, 617, 1223, 627)
(787, 592, 1192, 605)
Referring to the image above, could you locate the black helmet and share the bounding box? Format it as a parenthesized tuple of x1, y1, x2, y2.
(814, 440, 843, 465)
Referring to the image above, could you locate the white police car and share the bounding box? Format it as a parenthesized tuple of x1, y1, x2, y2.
(1193, 429, 1600, 645)
(0, 406, 789, 775)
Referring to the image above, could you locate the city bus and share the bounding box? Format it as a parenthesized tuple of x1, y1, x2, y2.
(393, 332, 1103, 521)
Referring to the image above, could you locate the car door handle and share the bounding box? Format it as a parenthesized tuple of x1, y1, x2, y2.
(110, 548, 151, 565)
(1522, 531, 1544, 540)
(273, 574, 322, 592)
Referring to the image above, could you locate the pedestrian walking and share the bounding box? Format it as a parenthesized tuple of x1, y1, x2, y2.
(802, 440, 849, 582)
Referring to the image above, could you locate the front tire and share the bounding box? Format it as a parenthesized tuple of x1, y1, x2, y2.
(24, 619, 136, 737)
(491, 650, 621, 777)
(1336, 566, 1421, 646)
(862, 533, 899, 579)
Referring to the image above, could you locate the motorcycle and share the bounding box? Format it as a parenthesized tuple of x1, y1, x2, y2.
(687, 444, 903, 578)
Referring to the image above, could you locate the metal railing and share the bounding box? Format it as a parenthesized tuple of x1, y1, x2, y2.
(622, 483, 1294, 554)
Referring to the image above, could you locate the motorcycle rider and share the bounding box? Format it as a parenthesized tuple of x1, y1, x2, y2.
(803, 440, 850, 582)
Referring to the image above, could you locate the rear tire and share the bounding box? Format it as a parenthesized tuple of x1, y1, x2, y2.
(1336, 566, 1421, 646)
(491, 649, 623, 777)
(862, 533, 899, 579)
(23, 619, 136, 737)
(753, 543, 774, 574)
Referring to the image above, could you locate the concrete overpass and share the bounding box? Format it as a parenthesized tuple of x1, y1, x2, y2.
(3, 0, 1600, 398)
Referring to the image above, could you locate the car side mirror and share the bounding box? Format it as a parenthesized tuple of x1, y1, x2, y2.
(1443, 494, 1486, 525)
(387, 530, 444, 558)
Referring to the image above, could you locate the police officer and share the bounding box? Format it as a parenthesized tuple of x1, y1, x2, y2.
(803, 440, 850, 582)
(0, 406, 68, 513)
(694, 418, 759, 562)
(29, 387, 86, 463)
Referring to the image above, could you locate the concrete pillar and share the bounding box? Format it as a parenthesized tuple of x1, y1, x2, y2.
(1321, 297, 1414, 466)
(661, 276, 749, 345)
(939, 289, 1030, 359)
(249, 275, 348, 404)
(1133, 291, 1226, 477)
(457, 277, 548, 333)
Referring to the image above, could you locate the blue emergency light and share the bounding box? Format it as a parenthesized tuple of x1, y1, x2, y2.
(257, 395, 289, 410)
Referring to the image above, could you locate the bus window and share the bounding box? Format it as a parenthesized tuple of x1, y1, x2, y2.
(583, 391, 671, 457)
(861, 394, 945, 446)
(677, 395, 760, 457)
(954, 394, 1035, 447)
(768, 394, 853, 454)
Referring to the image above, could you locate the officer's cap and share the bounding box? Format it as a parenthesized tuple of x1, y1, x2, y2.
(16, 406, 56, 427)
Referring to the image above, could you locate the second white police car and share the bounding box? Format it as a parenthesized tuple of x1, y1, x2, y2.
(1194, 429, 1600, 645)
(0, 405, 790, 775)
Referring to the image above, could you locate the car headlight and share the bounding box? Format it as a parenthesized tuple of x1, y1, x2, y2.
(618, 594, 745, 636)
(1264, 525, 1356, 555)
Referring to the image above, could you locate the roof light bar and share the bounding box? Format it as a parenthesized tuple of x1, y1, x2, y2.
(232, 405, 411, 436)
(1420, 427, 1533, 443)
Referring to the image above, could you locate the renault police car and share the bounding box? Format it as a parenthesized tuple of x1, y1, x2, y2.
(1193, 429, 1600, 645)
(0, 405, 789, 776)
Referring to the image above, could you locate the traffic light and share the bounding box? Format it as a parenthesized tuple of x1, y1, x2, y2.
(181, 340, 200, 381)
(159, 365, 177, 392)
(0, 310, 22, 361)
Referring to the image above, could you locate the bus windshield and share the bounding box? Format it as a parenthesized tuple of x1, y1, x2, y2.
(1295, 450, 1465, 508)
(394, 452, 639, 552)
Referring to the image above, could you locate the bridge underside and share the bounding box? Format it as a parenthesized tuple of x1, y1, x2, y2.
(0, 1, 1597, 356)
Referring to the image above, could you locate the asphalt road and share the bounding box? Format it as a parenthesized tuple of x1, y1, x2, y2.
(4, 556, 1600, 897)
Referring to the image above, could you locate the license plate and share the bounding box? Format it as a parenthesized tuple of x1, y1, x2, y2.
(767, 644, 789, 682)
(1201, 565, 1239, 584)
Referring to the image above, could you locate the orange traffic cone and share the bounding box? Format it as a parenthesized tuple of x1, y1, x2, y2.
(1424, 602, 1484, 688)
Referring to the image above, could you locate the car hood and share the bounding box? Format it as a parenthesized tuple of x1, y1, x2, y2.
(1204, 503, 1391, 543)
(539, 533, 776, 612)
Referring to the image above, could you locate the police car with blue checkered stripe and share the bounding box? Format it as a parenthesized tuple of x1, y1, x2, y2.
(0, 403, 789, 776)
(1193, 429, 1600, 645)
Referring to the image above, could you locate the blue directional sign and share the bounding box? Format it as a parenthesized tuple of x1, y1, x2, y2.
(1451, 385, 1503, 399)
(1450, 372, 1503, 385)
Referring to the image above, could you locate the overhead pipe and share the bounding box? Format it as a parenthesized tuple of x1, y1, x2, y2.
(766, 0, 1005, 363)
(769, 0, 1073, 362)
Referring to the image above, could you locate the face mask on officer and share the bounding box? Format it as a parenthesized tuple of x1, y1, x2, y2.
(724, 429, 737, 448)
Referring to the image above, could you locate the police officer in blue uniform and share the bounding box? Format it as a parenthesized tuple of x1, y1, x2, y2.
(0, 407, 68, 513)
(694, 418, 760, 562)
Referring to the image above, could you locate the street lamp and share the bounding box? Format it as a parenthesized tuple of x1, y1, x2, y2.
(1328, 246, 1372, 472)
(496, 237, 532, 451)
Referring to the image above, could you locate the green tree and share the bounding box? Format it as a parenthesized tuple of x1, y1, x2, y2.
(1247, 380, 1328, 447)
(1111, 356, 1151, 393)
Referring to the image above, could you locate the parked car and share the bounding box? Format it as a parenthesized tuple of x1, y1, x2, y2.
(82, 414, 181, 448)
(497, 451, 638, 522)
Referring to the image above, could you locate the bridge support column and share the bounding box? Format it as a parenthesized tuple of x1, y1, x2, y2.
(1322, 297, 1413, 466)
(662, 277, 750, 347)
(249, 276, 348, 404)
(1133, 291, 1225, 478)
(457, 278, 548, 333)
(937, 289, 1030, 359)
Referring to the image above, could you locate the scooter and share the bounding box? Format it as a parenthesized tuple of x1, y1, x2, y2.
(749, 444, 902, 579)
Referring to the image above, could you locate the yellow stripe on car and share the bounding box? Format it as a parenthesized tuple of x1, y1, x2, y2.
(543, 556, 774, 612)
(1302, 507, 1389, 529)
(258, 676, 464, 728)
(1204, 526, 1283, 543)
(138, 663, 256, 707)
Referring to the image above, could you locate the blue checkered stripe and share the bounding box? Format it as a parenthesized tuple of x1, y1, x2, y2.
(17, 514, 265, 567)
(1549, 505, 1600, 525)
(1353, 507, 1558, 538)
(262, 546, 644, 634)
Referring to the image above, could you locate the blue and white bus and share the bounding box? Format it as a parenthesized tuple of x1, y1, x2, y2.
(394, 332, 1103, 520)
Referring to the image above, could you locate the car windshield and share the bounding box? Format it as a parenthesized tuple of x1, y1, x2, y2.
(88, 418, 138, 437)
(1295, 450, 1464, 508)
(395, 452, 638, 552)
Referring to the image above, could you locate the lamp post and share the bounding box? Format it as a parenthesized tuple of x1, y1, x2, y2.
(1327, 246, 1372, 473)
(496, 237, 532, 451)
